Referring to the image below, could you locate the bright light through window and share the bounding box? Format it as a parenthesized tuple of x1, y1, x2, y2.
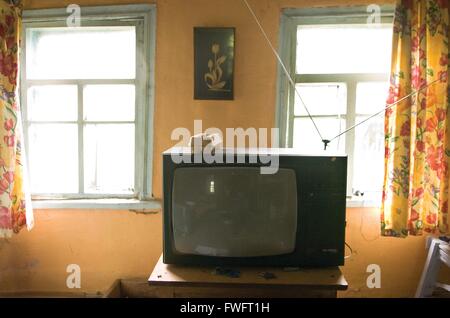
(353, 82, 389, 196)
(286, 19, 393, 199)
(296, 24, 393, 74)
(24, 26, 139, 196)
(293, 83, 347, 153)
(26, 26, 136, 79)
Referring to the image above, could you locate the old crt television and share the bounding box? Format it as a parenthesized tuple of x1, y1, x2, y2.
(162, 147, 347, 267)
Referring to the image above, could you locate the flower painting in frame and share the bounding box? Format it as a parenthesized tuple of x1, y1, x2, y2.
(194, 27, 235, 100)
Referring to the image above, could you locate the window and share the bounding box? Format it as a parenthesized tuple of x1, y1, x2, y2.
(277, 6, 394, 202)
(20, 5, 156, 205)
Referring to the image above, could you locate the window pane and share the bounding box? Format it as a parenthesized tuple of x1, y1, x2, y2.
(27, 85, 78, 121)
(293, 117, 346, 153)
(353, 114, 384, 197)
(295, 83, 346, 116)
(296, 25, 393, 74)
(84, 85, 135, 121)
(28, 124, 78, 193)
(356, 82, 390, 115)
(84, 124, 135, 194)
(26, 26, 136, 79)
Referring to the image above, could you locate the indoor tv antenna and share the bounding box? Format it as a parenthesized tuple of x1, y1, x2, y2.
(242, 0, 446, 151)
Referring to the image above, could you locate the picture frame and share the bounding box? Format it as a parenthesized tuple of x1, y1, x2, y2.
(194, 27, 235, 100)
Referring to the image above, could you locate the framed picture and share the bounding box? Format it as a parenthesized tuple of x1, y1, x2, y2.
(194, 27, 235, 100)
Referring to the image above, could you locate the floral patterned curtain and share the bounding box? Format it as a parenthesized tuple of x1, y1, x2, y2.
(382, 0, 450, 237)
(0, 0, 33, 238)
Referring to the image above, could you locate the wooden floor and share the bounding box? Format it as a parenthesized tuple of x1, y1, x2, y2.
(103, 278, 450, 298)
(0, 291, 103, 298)
(432, 287, 450, 298)
(2, 278, 449, 298)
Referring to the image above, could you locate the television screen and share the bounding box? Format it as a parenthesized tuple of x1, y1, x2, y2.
(172, 167, 298, 257)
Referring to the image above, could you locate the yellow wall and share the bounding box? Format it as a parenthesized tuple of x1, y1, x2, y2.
(23, 0, 394, 199)
(0, 210, 162, 294)
(1, 208, 445, 297)
(2, 0, 448, 298)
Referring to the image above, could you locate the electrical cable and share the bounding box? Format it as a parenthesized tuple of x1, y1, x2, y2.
(326, 76, 445, 146)
(242, 0, 445, 253)
(344, 241, 353, 259)
(243, 0, 446, 151)
(360, 208, 380, 242)
(242, 0, 324, 143)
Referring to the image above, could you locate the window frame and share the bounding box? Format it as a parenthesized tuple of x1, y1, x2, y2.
(276, 5, 395, 202)
(20, 4, 157, 207)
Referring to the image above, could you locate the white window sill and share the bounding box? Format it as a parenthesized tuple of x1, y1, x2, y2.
(31, 197, 376, 210)
(31, 198, 162, 211)
(346, 198, 381, 208)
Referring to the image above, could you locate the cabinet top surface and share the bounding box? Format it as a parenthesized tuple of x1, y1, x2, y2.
(164, 147, 347, 158)
(148, 255, 348, 290)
